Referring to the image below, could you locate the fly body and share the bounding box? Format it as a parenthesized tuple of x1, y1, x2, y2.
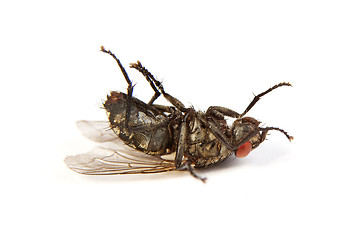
(65, 46, 293, 182)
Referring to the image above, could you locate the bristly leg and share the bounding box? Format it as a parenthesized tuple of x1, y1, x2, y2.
(206, 106, 241, 119)
(130, 61, 187, 112)
(100, 46, 134, 130)
(187, 160, 207, 183)
(259, 126, 294, 142)
(240, 82, 292, 118)
(130, 61, 161, 105)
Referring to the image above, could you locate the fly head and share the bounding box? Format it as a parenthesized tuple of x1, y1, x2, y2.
(231, 117, 263, 158)
(230, 116, 293, 158)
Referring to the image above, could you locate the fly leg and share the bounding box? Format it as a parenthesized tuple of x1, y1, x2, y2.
(240, 82, 292, 118)
(174, 117, 187, 169)
(175, 113, 206, 183)
(130, 61, 187, 112)
(100, 46, 134, 130)
(130, 61, 161, 105)
(258, 127, 294, 143)
(152, 104, 176, 114)
(187, 159, 207, 183)
(206, 106, 241, 119)
(129, 62, 178, 115)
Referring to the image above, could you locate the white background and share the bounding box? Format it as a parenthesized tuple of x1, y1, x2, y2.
(1, 1, 359, 239)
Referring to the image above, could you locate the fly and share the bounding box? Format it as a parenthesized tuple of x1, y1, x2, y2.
(64, 46, 293, 182)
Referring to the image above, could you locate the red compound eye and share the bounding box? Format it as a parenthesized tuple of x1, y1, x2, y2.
(235, 141, 252, 158)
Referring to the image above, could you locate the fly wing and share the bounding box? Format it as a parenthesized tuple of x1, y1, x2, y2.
(76, 120, 118, 143)
(64, 141, 176, 175)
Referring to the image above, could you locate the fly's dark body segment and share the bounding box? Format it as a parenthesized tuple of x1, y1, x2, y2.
(64, 46, 293, 182)
(103, 91, 178, 156)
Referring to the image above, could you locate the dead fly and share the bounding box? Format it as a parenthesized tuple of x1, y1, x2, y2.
(64, 46, 293, 182)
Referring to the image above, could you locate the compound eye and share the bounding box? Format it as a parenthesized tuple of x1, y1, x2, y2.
(235, 141, 252, 158)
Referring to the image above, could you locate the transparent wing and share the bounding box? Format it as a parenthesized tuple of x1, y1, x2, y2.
(64, 140, 176, 175)
(76, 120, 118, 143)
(66, 120, 176, 175)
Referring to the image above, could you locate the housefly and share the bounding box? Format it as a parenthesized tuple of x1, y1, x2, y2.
(65, 46, 293, 182)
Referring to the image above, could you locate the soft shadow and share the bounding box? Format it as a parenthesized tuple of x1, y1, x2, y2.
(201, 142, 292, 174)
(66, 169, 189, 184)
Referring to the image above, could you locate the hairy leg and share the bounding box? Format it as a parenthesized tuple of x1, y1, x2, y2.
(240, 82, 292, 117)
(101, 46, 134, 130)
(130, 61, 187, 111)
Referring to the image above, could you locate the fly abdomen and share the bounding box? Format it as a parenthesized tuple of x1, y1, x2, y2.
(104, 91, 173, 155)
